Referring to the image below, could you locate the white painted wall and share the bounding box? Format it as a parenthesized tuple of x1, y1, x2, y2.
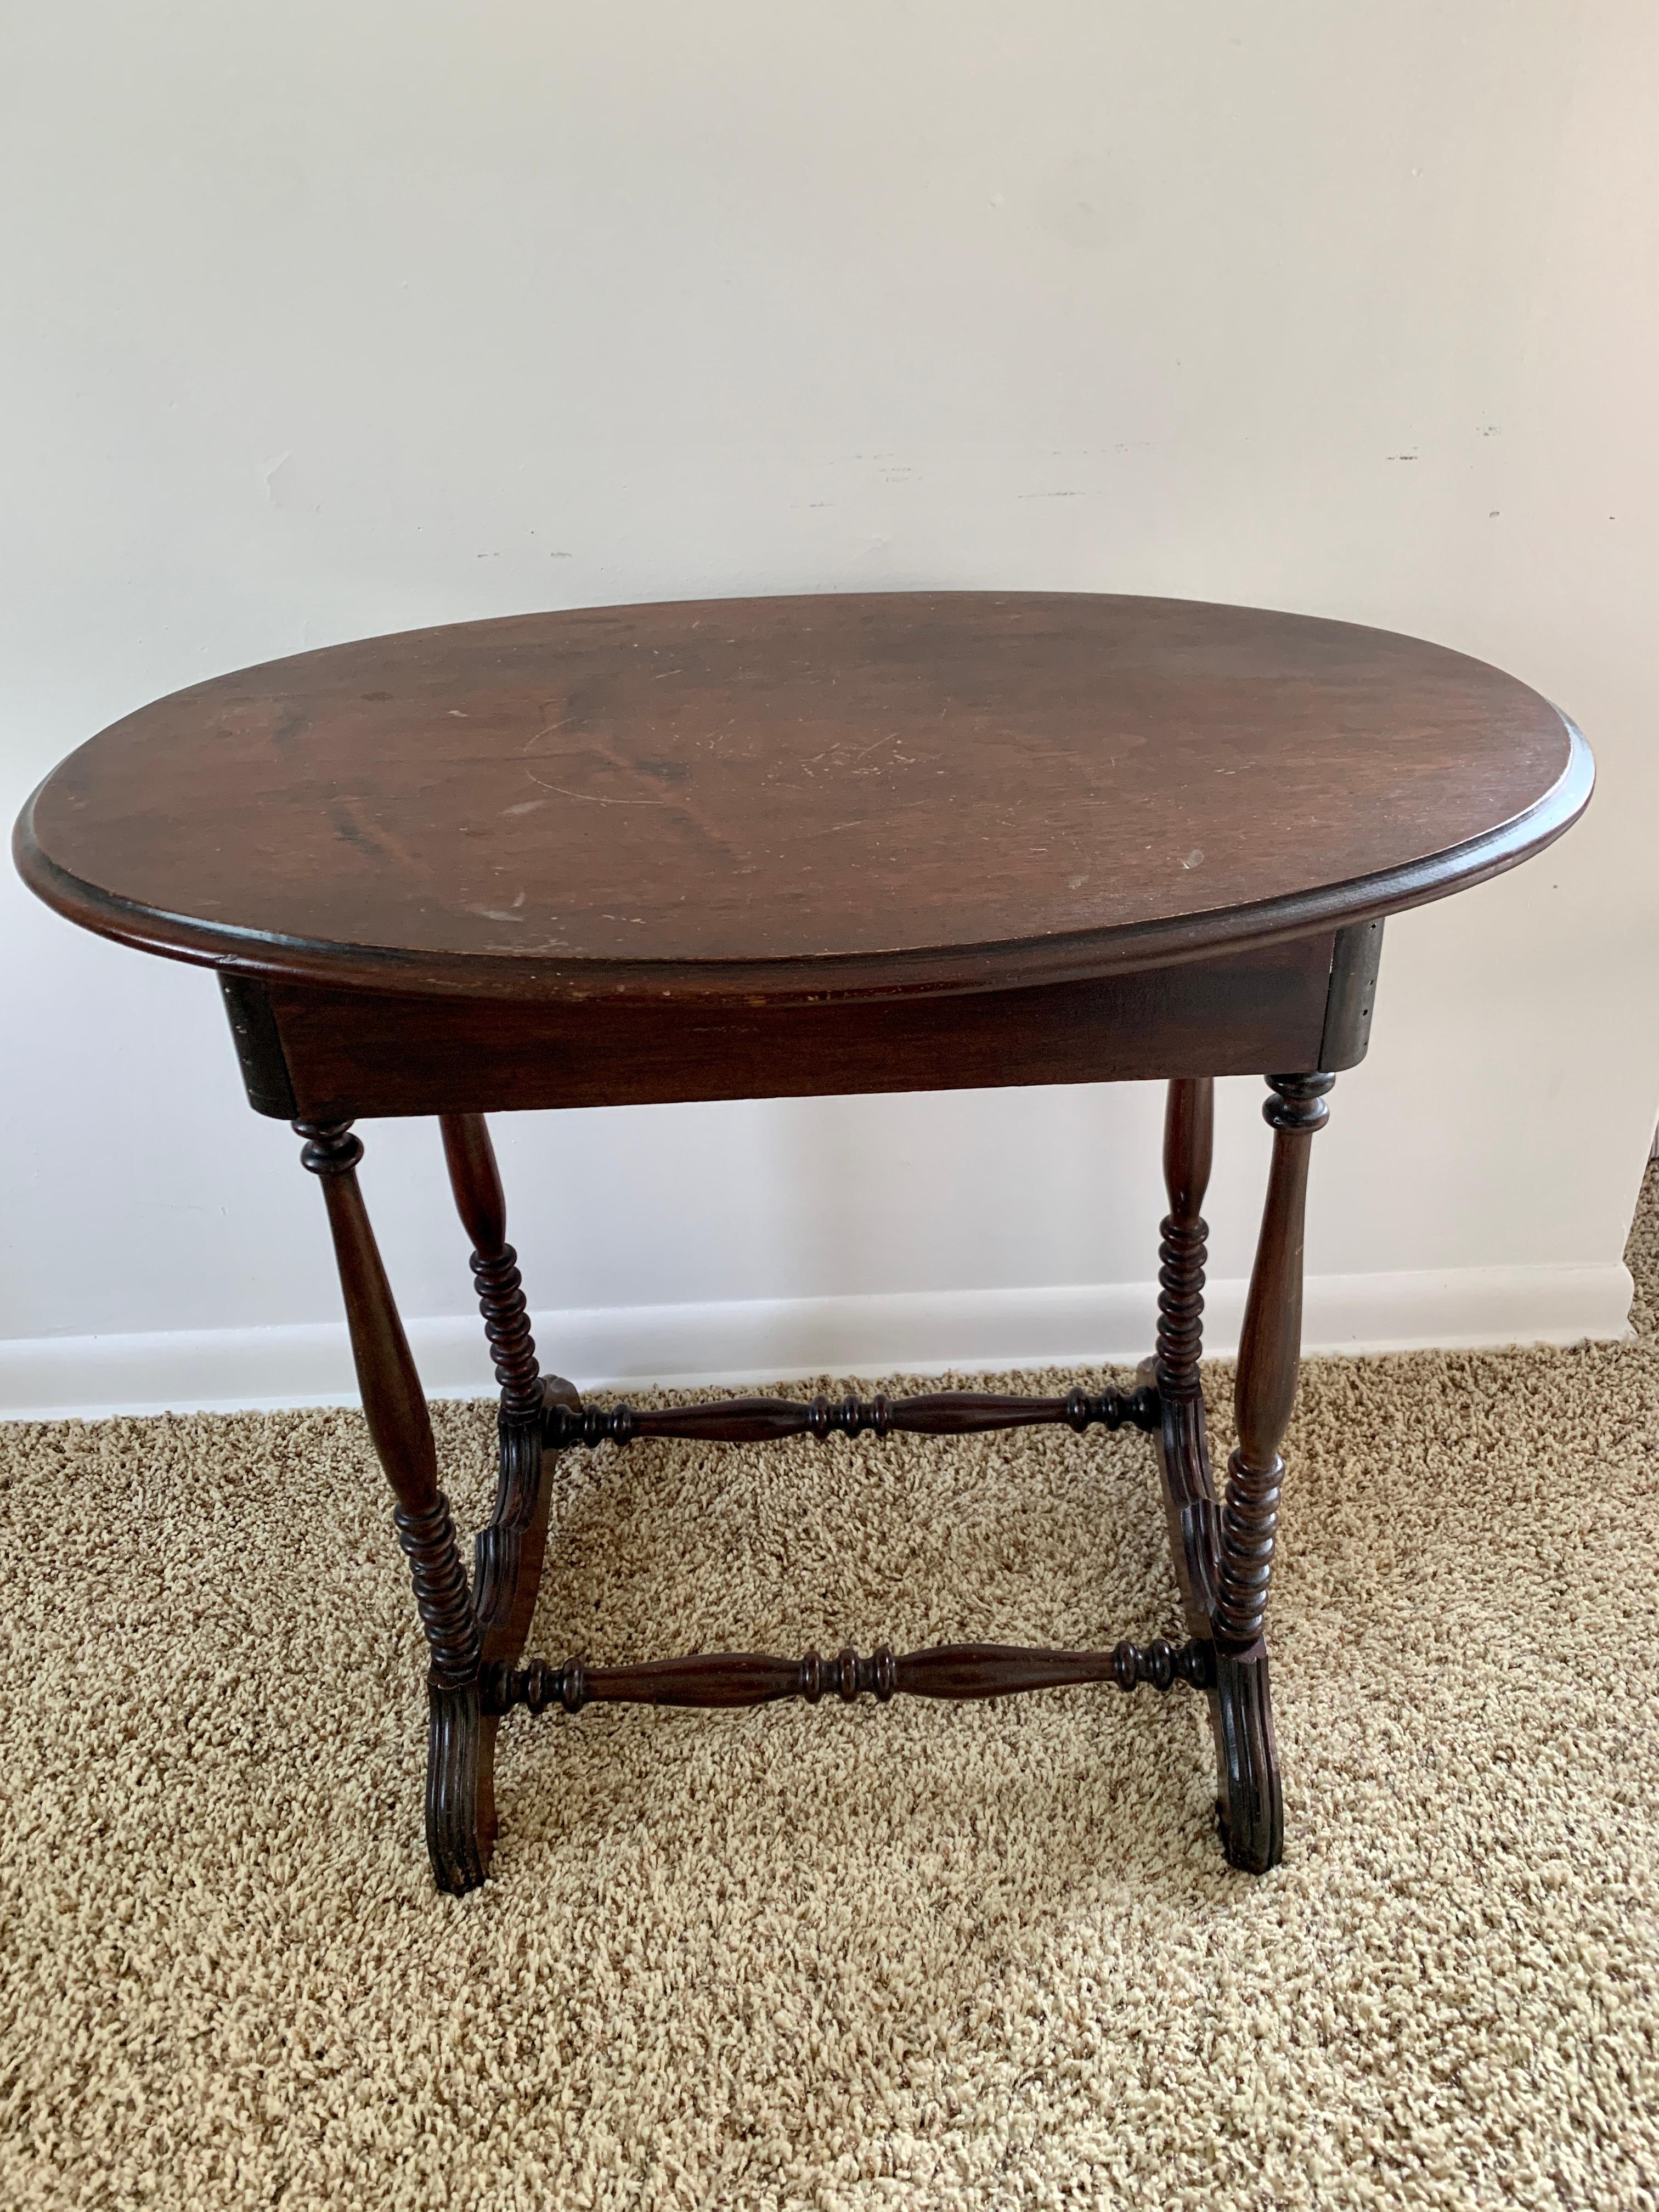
(3, 2, 1657, 1417)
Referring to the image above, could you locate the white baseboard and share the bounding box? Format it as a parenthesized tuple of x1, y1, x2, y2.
(0, 1261, 1633, 1423)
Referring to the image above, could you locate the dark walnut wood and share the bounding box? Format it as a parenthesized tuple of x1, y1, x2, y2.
(441, 1113, 542, 1420)
(1155, 1077, 1213, 1407)
(16, 592, 1589, 1008)
(486, 1638, 1215, 1717)
(1148, 1076, 1221, 1634)
(9, 591, 1594, 1897)
(544, 1385, 1160, 1449)
(281, 1069, 1336, 1895)
(1209, 1071, 1335, 1873)
(295, 1119, 485, 1893)
(221, 931, 1353, 1123)
(437, 1111, 582, 1880)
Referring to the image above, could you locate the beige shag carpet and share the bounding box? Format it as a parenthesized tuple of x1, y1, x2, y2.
(4, 1173, 1658, 2210)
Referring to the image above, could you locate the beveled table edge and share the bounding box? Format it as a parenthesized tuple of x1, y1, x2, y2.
(13, 716, 1592, 1011)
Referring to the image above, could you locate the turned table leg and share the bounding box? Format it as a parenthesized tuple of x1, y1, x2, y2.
(296, 1119, 488, 1894)
(1210, 1070, 1334, 1872)
(439, 1113, 579, 1867)
(1144, 1077, 1219, 1635)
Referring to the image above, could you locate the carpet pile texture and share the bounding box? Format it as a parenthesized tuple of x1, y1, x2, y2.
(2, 1170, 1657, 2209)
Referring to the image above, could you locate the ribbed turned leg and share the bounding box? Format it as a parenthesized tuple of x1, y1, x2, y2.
(440, 1113, 578, 1871)
(297, 1120, 487, 1894)
(441, 1114, 579, 1657)
(1211, 1071, 1333, 1874)
(1146, 1077, 1218, 1635)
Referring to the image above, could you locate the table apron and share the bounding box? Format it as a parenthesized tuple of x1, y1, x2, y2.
(219, 926, 1379, 1122)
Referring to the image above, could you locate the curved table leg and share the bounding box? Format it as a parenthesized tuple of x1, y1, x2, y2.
(297, 1120, 486, 1893)
(440, 1114, 579, 1874)
(1210, 1070, 1334, 1873)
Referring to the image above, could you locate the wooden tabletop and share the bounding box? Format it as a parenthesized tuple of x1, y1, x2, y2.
(14, 592, 1590, 1005)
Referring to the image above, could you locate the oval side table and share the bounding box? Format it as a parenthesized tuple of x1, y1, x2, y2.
(13, 591, 1593, 1893)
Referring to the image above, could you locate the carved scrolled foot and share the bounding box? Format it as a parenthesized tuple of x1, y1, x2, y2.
(472, 1418, 546, 1657)
(1138, 1355, 1218, 1635)
(466, 1377, 582, 1889)
(426, 1678, 490, 1895)
(1210, 1649, 1283, 1874)
(466, 1383, 582, 1888)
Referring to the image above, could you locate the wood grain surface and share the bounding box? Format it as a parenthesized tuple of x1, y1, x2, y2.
(14, 591, 1589, 1006)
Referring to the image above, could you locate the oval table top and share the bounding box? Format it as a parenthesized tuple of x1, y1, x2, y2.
(14, 591, 1590, 1005)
